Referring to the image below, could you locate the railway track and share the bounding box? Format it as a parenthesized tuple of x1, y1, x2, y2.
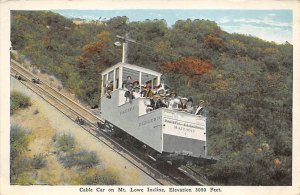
(11, 59, 207, 186)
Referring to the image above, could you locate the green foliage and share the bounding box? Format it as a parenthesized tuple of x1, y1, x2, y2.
(54, 133, 100, 170)
(53, 133, 75, 152)
(11, 11, 292, 185)
(58, 150, 99, 169)
(10, 91, 31, 115)
(83, 171, 120, 185)
(10, 125, 47, 184)
(10, 125, 31, 160)
(31, 154, 47, 169)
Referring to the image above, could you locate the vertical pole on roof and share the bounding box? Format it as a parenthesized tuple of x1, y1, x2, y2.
(119, 65, 123, 89)
(157, 76, 161, 85)
(121, 33, 129, 64)
(101, 74, 104, 97)
(113, 69, 116, 91)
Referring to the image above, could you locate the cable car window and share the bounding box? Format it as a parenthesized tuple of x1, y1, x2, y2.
(108, 71, 114, 90)
(103, 74, 107, 87)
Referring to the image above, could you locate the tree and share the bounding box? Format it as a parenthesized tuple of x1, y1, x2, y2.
(161, 57, 212, 88)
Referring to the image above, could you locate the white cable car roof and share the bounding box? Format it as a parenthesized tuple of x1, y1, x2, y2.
(101, 62, 162, 77)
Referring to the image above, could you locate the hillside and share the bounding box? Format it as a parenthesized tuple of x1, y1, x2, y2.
(11, 11, 292, 185)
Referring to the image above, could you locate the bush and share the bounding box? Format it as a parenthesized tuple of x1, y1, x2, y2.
(73, 150, 99, 169)
(53, 133, 75, 152)
(84, 171, 119, 185)
(54, 134, 100, 170)
(11, 157, 32, 177)
(10, 125, 31, 160)
(58, 149, 99, 169)
(31, 154, 47, 169)
(10, 91, 31, 115)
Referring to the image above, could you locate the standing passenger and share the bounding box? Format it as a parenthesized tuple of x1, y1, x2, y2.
(122, 76, 132, 89)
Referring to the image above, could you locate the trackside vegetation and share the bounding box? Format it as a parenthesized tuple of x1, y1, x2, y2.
(10, 91, 31, 115)
(53, 133, 120, 184)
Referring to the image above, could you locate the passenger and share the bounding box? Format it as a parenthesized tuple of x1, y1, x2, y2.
(154, 95, 165, 109)
(105, 81, 113, 99)
(145, 89, 154, 98)
(149, 95, 155, 109)
(163, 94, 170, 108)
(177, 96, 182, 109)
(140, 84, 147, 97)
(180, 97, 188, 110)
(132, 80, 139, 88)
(168, 91, 178, 110)
(186, 97, 194, 113)
(122, 76, 132, 89)
(133, 85, 141, 98)
(124, 83, 134, 103)
(195, 100, 205, 115)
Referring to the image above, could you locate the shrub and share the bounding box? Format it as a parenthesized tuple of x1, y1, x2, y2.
(58, 149, 99, 169)
(10, 125, 31, 160)
(73, 149, 99, 169)
(84, 171, 119, 185)
(11, 157, 32, 177)
(31, 154, 47, 169)
(10, 91, 31, 115)
(53, 133, 75, 152)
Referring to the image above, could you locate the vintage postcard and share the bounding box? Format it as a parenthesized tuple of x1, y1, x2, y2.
(0, 0, 299, 195)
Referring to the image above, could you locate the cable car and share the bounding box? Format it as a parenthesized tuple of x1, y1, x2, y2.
(99, 62, 212, 165)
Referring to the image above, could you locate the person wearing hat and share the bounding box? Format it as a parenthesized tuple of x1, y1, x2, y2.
(133, 85, 141, 98)
(144, 81, 153, 97)
(132, 80, 139, 87)
(168, 91, 178, 110)
(186, 97, 194, 113)
(105, 81, 113, 99)
(124, 83, 134, 103)
(180, 97, 188, 110)
(195, 100, 205, 115)
(140, 84, 147, 97)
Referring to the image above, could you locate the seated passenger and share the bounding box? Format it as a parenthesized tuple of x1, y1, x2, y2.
(145, 88, 154, 97)
(180, 97, 188, 110)
(154, 95, 167, 109)
(195, 100, 205, 115)
(186, 97, 194, 113)
(133, 86, 141, 98)
(161, 95, 169, 108)
(124, 83, 134, 103)
(168, 91, 178, 110)
(140, 85, 147, 97)
(132, 80, 139, 88)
